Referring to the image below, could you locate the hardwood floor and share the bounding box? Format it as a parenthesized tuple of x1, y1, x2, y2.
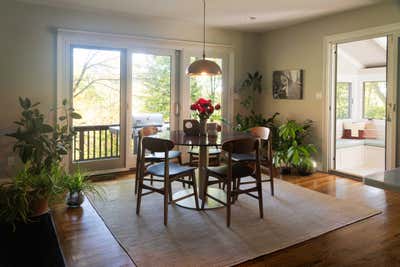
(52, 172, 400, 267)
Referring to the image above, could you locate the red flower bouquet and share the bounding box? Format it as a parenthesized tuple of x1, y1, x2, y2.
(190, 98, 221, 120)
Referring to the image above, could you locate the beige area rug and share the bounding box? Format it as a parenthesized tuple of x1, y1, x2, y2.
(88, 178, 380, 267)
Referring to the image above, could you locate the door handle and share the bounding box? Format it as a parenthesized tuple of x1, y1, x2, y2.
(175, 103, 180, 116)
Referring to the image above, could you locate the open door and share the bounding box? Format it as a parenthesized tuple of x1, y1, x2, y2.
(331, 36, 395, 177)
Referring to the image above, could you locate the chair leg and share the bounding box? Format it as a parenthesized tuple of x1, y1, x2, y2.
(150, 174, 154, 185)
(257, 176, 264, 219)
(269, 166, 274, 196)
(188, 175, 191, 189)
(134, 172, 139, 195)
(270, 176, 274, 196)
(189, 154, 193, 167)
(191, 173, 200, 210)
(136, 172, 143, 215)
(226, 178, 232, 227)
(235, 177, 240, 202)
(164, 182, 169, 226)
(168, 182, 173, 203)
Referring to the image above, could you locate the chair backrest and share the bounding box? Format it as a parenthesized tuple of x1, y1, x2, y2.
(142, 137, 174, 153)
(222, 137, 259, 154)
(250, 127, 270, 141)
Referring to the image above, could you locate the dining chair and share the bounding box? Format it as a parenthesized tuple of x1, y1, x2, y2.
(202, 137, 263, 227)
(136, 137, 199, 225)
(231, 127, 274, 196)
(188, 146, 221, 167)
(134, 126, 182, 194)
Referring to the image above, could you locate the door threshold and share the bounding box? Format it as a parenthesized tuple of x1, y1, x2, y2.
(328, 170, 363, 181)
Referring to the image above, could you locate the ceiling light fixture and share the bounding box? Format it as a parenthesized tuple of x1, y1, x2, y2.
(186, 0, 222, 76)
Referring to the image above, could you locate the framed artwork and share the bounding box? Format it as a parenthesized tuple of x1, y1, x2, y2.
(273, 70, 303, 99)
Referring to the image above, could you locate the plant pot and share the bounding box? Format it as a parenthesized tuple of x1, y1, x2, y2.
(29, 197, 49, 217)
(298, 168, 313, 176)
(66, 191, 85, 208)
(272, 167, 281, 178)
(280, 167, 291, 175)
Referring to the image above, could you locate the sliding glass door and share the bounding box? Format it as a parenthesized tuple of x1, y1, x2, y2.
(71, 46, 126, 171)
(127, 49, 177, 167)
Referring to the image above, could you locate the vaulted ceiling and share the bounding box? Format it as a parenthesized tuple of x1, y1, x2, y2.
(18, 0, 381, 32)
(339, 37, 387, 69)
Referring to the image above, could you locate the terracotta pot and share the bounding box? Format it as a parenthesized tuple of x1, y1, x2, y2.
(272, 167, 281, 178)
(29, 197, 49, 217)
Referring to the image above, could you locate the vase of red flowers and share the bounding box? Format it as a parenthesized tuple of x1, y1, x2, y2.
(190, 98, 221, 135)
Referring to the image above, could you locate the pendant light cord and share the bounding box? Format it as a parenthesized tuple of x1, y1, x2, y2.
(203, 0, 206, 59)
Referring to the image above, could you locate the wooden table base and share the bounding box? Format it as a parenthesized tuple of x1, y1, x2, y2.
(172, 188, 226, 210)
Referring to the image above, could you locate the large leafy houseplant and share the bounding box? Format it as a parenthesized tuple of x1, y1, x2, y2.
(273, 119, 317, 175)
(3, 97, 81, 225)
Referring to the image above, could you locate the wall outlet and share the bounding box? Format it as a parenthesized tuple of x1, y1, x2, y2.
(7, 156, 15, 166)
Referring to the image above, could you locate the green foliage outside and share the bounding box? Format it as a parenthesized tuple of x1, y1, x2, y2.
(363, 81, 386, 120)
(132, 54, 171, 122)
(190, 57, 223, 122)
(336, 82, 351, 119)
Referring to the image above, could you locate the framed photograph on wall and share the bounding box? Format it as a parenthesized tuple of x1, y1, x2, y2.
(273, 69, 303, 99)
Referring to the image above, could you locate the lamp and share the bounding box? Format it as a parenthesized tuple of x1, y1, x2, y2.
(186, 0, 222, 76)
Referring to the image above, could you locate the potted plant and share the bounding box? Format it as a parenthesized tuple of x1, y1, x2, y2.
(5, 97, 81, 220)
(273, 119, 317, 176)
(64, 168, 103, 208)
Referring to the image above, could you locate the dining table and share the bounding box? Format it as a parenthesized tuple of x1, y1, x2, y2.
(155, 128, 252, 209)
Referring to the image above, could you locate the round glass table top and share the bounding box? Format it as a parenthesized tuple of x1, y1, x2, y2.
(154, 129, 252, 146)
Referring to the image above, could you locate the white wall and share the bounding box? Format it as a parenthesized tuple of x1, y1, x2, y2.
(0, 0, 261, 177)
(257, 1, 400, 169)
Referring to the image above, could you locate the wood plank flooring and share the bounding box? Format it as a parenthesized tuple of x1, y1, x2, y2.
(52, 172, 400, 267)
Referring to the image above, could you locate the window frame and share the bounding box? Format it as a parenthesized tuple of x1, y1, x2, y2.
(362, 80, 387, 120)
(335, 81, 352, 120)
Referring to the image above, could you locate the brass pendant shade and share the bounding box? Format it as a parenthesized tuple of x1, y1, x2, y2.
(186, 58, 222, 76)
(186, 0, 222, 77)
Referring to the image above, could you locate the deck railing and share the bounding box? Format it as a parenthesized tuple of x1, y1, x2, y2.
(73, 124, 120, 162)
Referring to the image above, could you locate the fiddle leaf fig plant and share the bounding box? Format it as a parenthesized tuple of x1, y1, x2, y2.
(7, 97, 81, 175)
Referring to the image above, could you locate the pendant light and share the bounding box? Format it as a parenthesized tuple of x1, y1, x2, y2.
(186, 0, 222, 76)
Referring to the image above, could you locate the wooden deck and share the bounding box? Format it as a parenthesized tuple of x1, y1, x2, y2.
(52, 172, 400, 267)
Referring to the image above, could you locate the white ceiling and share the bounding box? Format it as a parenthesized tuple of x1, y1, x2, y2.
(18, 0, 381, 32)
(339, 37, 387, 69)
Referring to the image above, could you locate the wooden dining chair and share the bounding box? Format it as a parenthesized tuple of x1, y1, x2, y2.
(231, 127, 274, 196)
(202, 137, 263, 227)
(136, 137, 199, 225)
(188, 146, 221, 167)
(134, 126, 182, 194)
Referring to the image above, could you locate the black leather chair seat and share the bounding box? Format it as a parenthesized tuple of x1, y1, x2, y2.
(147, 162, 195, 177)
(208, 164, 254, 178)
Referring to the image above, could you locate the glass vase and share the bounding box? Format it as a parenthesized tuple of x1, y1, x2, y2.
(199, 117, 207, 136)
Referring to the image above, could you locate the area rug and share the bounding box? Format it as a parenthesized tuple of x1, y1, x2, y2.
(88, 178, 380, 267)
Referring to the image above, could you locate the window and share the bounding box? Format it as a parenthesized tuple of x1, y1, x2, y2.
(363, 81, 386, 120)
(190, 57, 223, 122)
(72, 47, 122, 162)
(336, 82, 351, 119)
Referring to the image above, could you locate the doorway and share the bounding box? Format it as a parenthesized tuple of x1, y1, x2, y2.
(332, 37, 388, 177)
